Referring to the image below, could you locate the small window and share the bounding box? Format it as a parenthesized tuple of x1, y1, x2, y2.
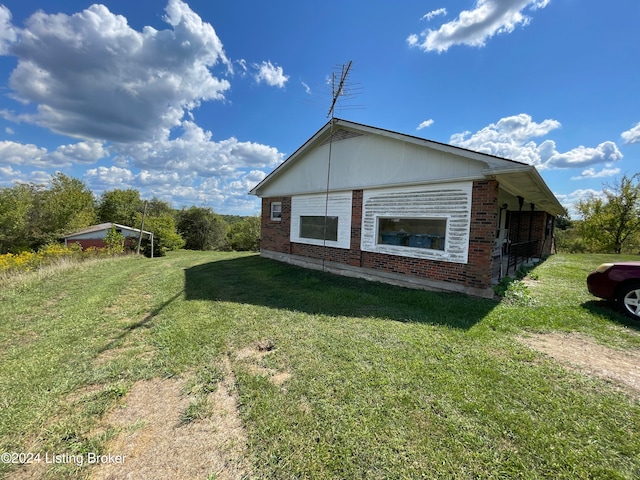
(300, 216, 338, 241)
(378, 218, 446, 251)
(270, 202, 282, 221)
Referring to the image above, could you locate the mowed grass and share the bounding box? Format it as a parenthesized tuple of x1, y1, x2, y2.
(1, 251, 639, 478)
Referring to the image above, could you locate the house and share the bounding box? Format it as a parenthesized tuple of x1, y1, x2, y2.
(249, 119, 565, 298)
(63, 222, 154, 256)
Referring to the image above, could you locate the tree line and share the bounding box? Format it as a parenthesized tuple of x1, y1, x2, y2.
(0, 173, 260, 255)
(555, 173, 640, 254)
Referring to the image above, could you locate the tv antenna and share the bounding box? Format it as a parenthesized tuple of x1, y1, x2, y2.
(326, 60, 363, 118)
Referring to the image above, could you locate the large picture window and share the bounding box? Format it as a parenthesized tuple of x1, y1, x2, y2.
(377, 218, 446, 250)
(300, 216, 338, 241)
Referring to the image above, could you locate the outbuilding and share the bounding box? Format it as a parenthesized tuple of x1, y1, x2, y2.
(63, 222, 153, 255)
(249, 119, 565, 298)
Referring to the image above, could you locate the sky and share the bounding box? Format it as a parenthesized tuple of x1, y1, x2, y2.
(0, 0, 638, 217)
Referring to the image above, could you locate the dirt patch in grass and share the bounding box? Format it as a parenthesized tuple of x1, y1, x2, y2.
(89, 361, 250, 480)
(235, 339, 292, 388)
(519, 332, 640, 398)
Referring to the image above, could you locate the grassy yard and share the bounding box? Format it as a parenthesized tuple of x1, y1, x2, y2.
(0, 251, 639, 478)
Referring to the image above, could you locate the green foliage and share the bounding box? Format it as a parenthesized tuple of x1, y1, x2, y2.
(0, 175, 96, 252)
(138, 213, 184, 256)
(104, 226, 126, 254)
(0, 183, 37, 253)
(177, 206, 229, 251)
(41, 173, 97, 241)
(228, 216, 260, 251)
(97, 189, 143, 226)
(576, 173, 640, 254)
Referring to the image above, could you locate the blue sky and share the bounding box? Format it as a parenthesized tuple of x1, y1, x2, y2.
(0, 0, 638, 216)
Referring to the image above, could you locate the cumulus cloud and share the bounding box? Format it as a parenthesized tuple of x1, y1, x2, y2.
(450, 113, 623, 170)
(544, 141, 622, 169)
(2, 0, 231, 142)
(621, 122, 640, 144)
(0, 139, 108, 168)
(0, 5, 17, 54)
(254, 61, 289, 88)
(417, 119, 434, 130)
(570, 166, 621, 180)
(115, 121, 284, 176)
(408, 0, 550, 53)
(422, 8, 447, 22)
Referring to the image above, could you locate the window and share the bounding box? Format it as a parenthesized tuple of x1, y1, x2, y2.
(377, 218, 446, 250)
(300, 216, 338, 241)
(270, 202, 282, 221)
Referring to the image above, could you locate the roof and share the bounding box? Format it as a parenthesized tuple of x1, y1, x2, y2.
(63, 222, 152, 239)
(250, 118, 565, 216)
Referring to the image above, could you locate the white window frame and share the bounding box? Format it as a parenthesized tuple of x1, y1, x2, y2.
(270, 202, 282, 221)
(290, 193, 352, 249)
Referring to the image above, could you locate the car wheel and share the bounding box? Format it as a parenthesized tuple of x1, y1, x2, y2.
(616, 282, 640, 320)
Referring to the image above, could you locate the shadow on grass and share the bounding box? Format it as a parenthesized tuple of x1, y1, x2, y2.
(582, 299, 640, 331)
(98, 290, 184, 354)
(184, 255, 496, 330)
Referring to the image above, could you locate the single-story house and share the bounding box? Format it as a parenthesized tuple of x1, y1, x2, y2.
(63, 222, 153, 255)
(249, 118, 565, 298)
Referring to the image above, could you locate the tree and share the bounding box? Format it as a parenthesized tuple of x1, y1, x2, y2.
(228, 216, 260, 251)
(576, 174, 640, 254)
(97, 189, 143, 226)
(39, 173, 97, 244)
(0, 183, 38, 253)
(177, 206, 229, 251)
(136, 212, 184, 256)
(104, 225, 126, 254)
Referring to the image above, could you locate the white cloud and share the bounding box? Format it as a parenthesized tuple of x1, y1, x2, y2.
(570, 166, 621, 180)
(0, 165, 51, 187)
(450, 113, 623, 170)
(422, 8, 447, 22)
(621, 122, 640, 144)
(302, 81, 312, 95)
(0, 5, 17, 55)
(5, 127, 14, 135)
(2, 0, 231, 143)
(544, 141, 622, 169)
(254, 61, 289, 88)
(408, 0, 550, 53)
(0, 141, 50, 167)
(115, 121, 283, 176)
(47, 141, 109, 165)
(417, 119, 434, 130)
(0, 139, 108, 168)
(85, 166, 136, 187)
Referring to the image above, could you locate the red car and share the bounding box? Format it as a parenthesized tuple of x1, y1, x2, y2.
(587, 262, 640, 320)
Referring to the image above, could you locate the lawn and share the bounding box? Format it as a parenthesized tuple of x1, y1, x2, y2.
(0, 251, 639, 479)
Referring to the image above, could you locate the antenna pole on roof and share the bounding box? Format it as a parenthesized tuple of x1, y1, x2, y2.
(321, 61, 355, 271)
(327, 60, 353, 119)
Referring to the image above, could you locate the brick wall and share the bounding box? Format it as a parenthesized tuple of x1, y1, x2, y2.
(260, 197, 291, 254)
(360, 180, 498, 290)
(261, 182, 500, 292)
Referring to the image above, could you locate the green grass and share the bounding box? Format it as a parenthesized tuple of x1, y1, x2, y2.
(1, 251, 639, 478)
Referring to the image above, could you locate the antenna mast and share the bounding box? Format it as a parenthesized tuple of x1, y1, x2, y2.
(327, 60, 353, 119)
(321, 61, 356, 271)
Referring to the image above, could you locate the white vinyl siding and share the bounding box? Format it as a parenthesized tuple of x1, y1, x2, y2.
(290, 193, 352, 249)
(361, 183, 472, 263)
